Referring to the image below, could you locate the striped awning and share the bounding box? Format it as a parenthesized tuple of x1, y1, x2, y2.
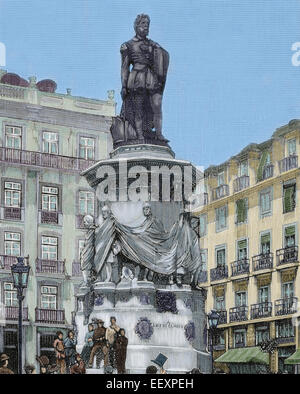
(285, 349, 300, 365)
(215, 347, 269, 365)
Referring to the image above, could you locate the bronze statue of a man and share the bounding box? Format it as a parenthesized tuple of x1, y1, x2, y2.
(119, 14, 169, 141)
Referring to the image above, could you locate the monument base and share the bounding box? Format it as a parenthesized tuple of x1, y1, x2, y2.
(74, 281, 211, 374)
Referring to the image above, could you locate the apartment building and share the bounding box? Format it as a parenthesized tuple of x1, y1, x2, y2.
(197, 119, 300, 374)
(0, 71, 115, 371)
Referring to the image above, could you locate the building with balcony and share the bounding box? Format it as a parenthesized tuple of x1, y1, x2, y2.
(196, 119, 300, 374)
(0, 71, 115, 372)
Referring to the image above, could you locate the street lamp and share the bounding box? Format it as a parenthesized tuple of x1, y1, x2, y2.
(11, 257, 30, 375)
(207, 309, 220, 374)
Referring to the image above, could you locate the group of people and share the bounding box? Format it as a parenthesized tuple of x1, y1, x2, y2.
(82, 317, 128, 374)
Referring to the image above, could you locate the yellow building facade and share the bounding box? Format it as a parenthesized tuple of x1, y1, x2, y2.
(197, 119, 300, 374)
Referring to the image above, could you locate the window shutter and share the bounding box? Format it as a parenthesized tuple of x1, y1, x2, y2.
(284, 185, 295, 213)
(236, 199, 247, 223)
(285, 226, 295, 237)
(238, 239, 247, 250)
(257, 151, 269, 181)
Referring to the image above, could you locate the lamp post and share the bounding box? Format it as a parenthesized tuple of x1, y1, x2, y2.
(207, 309, 220, 374)
(11, 257, 30, 375)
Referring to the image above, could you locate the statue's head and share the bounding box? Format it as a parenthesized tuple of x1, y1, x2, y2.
(134, 14, 150, 38)
(83, 214, 94, 228)
(143, 202, 152, 217)
(102, 205, 111, 220)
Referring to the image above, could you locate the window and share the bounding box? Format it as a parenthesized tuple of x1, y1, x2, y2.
(260, 188, 272, 217)
(4, 232, 20, 256)
(199, 214, 207, 237)
(79, 191, 94, 216)
(234, 329, 246, 348)
(283, 183, 296, 213)
(255, 324, 270, 345)
(216, 248, 226, 267)
(257, 151, 271, 182)
(215, 295, 225, 311)
(287, 138, 296, 156)
(41, 286, 57, 309)
(236, 198, 247, 224)
(216, 205, 227, 232)
(217, 171, 225, 186)
(4, 282, 18, 307)
(239, 160, 248, 176)
(42, 132, 58, 154)
(259, 286, 269, 303)
(284, 225, 296, 247)
(212, 330, 225, 347)
(41, 236, 58, 260)
(276, 319, 294, 340)
(200, 249, 207, 271)
(260, 232, 271, 255)
(4, 182, 21, 207)
(237, 239, 247, 260)
(235, 291, 247, 307)
(5, 126, 22, 149)
(42, 186, 58, 212)
(282, 282, 294, 299)
(79, 137, 95, 160)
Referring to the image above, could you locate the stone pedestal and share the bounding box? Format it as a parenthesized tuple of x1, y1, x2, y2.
(75, 280, 210, 374)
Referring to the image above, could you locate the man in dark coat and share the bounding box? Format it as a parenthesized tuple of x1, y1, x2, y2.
(115, 328, 128, 374)
(63, 330, 77, 373)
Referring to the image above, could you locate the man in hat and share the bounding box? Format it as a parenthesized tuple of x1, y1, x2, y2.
(88, 319, 108, 368)
(0, 353, 14, 374)
(36, 355, 50, 374)
(151, 353, 168, 374)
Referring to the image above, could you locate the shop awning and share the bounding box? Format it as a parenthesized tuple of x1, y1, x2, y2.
(284, 349, 300, 365)
(215, 347, 269, 365)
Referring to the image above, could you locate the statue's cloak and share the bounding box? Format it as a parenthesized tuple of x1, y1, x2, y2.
(93, 213, 202, 284)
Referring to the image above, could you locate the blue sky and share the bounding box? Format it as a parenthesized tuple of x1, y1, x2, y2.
(0, 0, 299, 168)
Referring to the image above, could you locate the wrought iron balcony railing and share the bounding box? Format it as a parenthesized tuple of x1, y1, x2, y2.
(233, 175, 250, 193)
(216, 310, 227, 325)
(276, 246, 298, 266)
(212, 184, 229, 201)
(0, 146, 96, 172)
(229, 306, 248, 322)
(252, 253, 273, 271)
(250, 302, 272, 319)
(262, 164, 274, 180)
(35, 308, 65, 324)
(275, 297, 298, 316)
(2, 306, 29, 321)
(0, 255, 29, 270)
(72, 261, 82, 277)
(278, 155, 298, 173)
(40, 210, 59, 224)
(35, 258, 65, 275)
(3, 206, 22, 220)
(210, 265, 228, 281)
(231, 259, 250, 276)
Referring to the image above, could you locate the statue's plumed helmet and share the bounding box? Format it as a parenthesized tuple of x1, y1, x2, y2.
(134, 14, 150, 32)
